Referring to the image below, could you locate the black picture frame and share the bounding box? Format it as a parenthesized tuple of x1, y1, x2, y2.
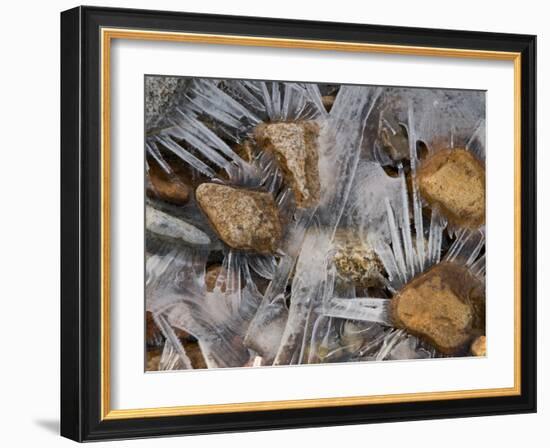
(61, 5, 536, 442)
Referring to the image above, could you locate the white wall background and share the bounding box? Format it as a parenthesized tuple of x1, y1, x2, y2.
(0, 0, 546, 446)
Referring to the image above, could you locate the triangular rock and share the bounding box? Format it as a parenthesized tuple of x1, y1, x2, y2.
(254, 121, 320, 208)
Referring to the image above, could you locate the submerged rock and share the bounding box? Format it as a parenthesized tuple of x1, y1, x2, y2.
(244, 300, 288, 364)
(379, 120, 409, 162)
(322, 95, 335, 112)
(205, 264, 224, 292)
(254, 121, 320, 208)
(233, 140, 256, 163)
(146, 205, 211, 246)
(146, 348, 162, 371)
(340, 321, 368, 354)
(204, 263, 242, 293)
(471, 335, 486, 356)
(182, 340, 207, 369)
(418, 148, 485, 229)
(196, 183, 282, 254)
(332, 235, 385, 288)
(147, 163, 190, 205)
(391, 262, 485, 355)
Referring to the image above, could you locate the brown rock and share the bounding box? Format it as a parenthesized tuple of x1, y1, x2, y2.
(196, 183, 282, 254)
(391, 262, 485, 355)
(147, 162, 190, 205)
(254, 121, 320, 208)
(471, 335, 486, 356)
(418, 148, 485, 228)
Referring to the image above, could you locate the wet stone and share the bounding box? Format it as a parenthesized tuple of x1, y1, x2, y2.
(147, 162, 190, 205)
(391, 262, 485, 355)
(418, 148, 485, 229)
(196, 183, 282, 254)
(254, 121, 320, 208)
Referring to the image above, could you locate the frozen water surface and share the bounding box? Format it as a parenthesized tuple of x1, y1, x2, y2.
(144, 78, 486, 370)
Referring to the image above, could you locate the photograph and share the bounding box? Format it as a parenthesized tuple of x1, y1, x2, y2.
(144, 76, 487, 371)
(57, 5, 537, 441)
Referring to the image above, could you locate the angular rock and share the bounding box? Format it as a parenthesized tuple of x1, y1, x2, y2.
(146, 205, 211, 246)
(418, 148, 485, 228)
(196, 183, 282, 254)
(471, 335, 486, 356)
(147, 162, 190, 205)
(391, 262, 485, 355)
(254, 121, 320, 208)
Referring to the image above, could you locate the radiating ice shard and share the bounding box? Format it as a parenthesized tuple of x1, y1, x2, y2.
(243, 208, 315, 360)
(244, 296, 288, 363)
(321, 298, 392, 325)
(373, 88, 486, 155)
(346, 161, 403, 243)
(272, 86, 383, 365)
(146, 247, 264, 368)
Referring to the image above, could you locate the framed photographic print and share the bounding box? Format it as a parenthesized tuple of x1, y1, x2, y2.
(60, 6, 537, 442)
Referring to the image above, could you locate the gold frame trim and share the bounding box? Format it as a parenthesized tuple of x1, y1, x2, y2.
(100, 28, 522, 421)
